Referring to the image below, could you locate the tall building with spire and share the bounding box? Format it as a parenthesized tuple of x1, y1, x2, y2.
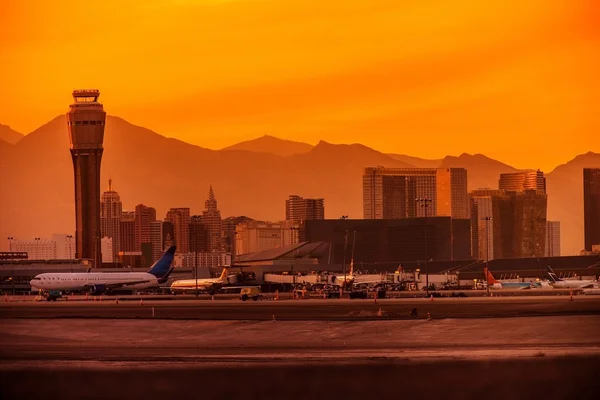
(67, 89, 106, 266)
(203, 185, 223, 252)
(100, 178, 122, 263)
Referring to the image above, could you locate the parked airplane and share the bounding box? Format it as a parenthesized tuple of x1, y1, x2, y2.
(484, 268, 534, 290)
(30, 246, 176, 295)
(545, 266, 599, 289)
(170, 268, 229, 294)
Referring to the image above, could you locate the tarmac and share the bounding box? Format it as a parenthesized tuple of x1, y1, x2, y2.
(1, 295, 599, 320)
(2, 296, 600, 399)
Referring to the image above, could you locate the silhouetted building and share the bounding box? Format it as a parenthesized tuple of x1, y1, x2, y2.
(149, 221, 164, 263)
(470, 189, 547, 259)
(499, 170, 546, 193)
(545, 221, 561, 257)
(584, 168, 600, 251)
(67, 89, 106, 266)
(162, 221, 174, 250)
(165, 208, 190, 253)
(222, 216, 255, 258)
(285, 195, 325, 221)
(235, 220, 300, 255)
(203, 186, 223, 252)
(363, 167, 469, 220)
(305, 218, 471, 265)
(134, 204, 156, 252)
(189, 215, 209, 253)
(100, 178, 122, 262)
(119, 211, 136, 253)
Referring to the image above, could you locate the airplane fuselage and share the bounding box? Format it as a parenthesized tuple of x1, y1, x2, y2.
(30, 272, 160, 291)
(549, 280, 598, 289)
(170, 278, 224, 292)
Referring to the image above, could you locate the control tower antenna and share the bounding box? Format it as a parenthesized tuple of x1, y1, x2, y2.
(67, 89, 106, 267)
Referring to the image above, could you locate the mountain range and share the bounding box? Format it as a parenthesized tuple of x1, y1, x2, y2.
(1, 116, 599, 256)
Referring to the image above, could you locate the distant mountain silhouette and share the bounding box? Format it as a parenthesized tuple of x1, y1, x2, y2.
(387, 154, 442, 168)
(0, 124, 23, 144)
(222, 134, 313, 157)
(440, 153, 519, 190)
(546, 151, 600, 255)
(0, 116, 594, 256)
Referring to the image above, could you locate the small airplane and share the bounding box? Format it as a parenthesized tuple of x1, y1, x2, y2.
(484, 268, 534, 290)
(545, 266, 599, 289)
(30, 246, 176, 296)
(170, 268, 230, 294)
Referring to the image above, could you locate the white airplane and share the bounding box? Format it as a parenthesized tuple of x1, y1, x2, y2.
(30, 246, 176, 295)
(170, 268, 229, 294)
(545, 266, 599, 289)
(331, 260, 384, 287)
(484, 268, 534, 290)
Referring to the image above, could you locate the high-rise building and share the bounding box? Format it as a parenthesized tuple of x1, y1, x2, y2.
(9, 237, 57, 260)
(100, 178, 122, 262)
(285, 195, 325, 221)
(584, 168, 600, 251)
(470, 188, 547, 259)
(134, 204, 156, 251)
(101, 237, 114, 263)
(203, 186, 223, 252)
(67, 89, 106, 266)
(149, 221, 164, 263)
(235, 220, 300, 255)
(545, 221, 561, 257)
(119, 211, 136, 253)
(189, 215, 209, 253)
(223, 216, 255, 256)
(162, 221, 175, 250)
(165, 208, 190, 253)
(51, 234, 76, 259)
(499, 170, 546, 193)
(363, 167, 469, 219)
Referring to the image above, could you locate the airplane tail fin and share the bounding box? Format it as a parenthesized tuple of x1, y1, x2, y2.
(148, 246, 176, 280)
(218, 268, 228, 281)
(484, 267, 499, 284)
(349, 259, 354, 276)
(545, 265, 560, 282)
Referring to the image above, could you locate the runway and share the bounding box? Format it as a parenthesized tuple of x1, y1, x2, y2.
(1, 296, 600, 320)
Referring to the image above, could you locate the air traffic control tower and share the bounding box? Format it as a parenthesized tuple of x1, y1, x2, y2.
(67, 89, 106, 267)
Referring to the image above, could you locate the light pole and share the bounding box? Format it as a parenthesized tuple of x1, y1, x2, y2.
(342, 230, 349, 290)
(416, 198, 432, 296)
(7, 237, 13, 252)
(195, 262, 198, 299)
(481, 216, 493, 296)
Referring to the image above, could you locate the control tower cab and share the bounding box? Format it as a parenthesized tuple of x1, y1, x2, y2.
(67, 89, 106, 266)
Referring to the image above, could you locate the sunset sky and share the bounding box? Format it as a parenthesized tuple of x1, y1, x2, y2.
(1, 0, 598, 171)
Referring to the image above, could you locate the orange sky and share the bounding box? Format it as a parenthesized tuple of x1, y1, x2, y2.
(1, 0, 599, 171)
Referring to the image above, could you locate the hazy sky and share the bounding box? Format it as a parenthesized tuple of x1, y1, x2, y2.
(1, 0, 598, 171)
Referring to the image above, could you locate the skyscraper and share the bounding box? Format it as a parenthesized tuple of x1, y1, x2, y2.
(285, 195, 325, 221)
(584, 168, 600, 251)
(134, 204, 156, 251)
(165, 208, 190, 253)
(363, 167, 469, 219)
(67, 89, 106, 266)
(545, 221, 561, 257)
(203, 186, 223, 252)
(189, 215, 208, 253)
(100, 178, 122, 262)
(469, 189, 504, 260)
(499, 170, 546, 193)
(149, 220, 164, 263)
(119, 211, 136, 253)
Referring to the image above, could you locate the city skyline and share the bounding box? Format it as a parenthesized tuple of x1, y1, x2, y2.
(1, 1, 599, 171)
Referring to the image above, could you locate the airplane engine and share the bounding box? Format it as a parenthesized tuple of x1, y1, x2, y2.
(89, 284, 107, 295)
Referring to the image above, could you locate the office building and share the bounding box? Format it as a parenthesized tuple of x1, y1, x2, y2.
(149, 221, 164, 263)
(8, 238, 57, 260)
(584, 168, 600, 251)
(165, 208, 190, 253)
(235, 220, 300, 255)
(100, 178, 122, 262)
(67, 89, 106, 266)
(499, 170, 546, 193)
(189, 215, 209, 253)
(134, 204, 156, 251)
(119, 211, 136, 253)
(545, 221, 561, 257)
(363, 167, 469, 220)
(162, 221, 175, 250)
(52, 234, 76, 259)
(305, 218, 471, 265)
(469, 190, 503, 260)
(203, 186, 223, 252)
(101, 237, 113, 263)
(285, 195, 325, 221)
(511, 190, 547, 258)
